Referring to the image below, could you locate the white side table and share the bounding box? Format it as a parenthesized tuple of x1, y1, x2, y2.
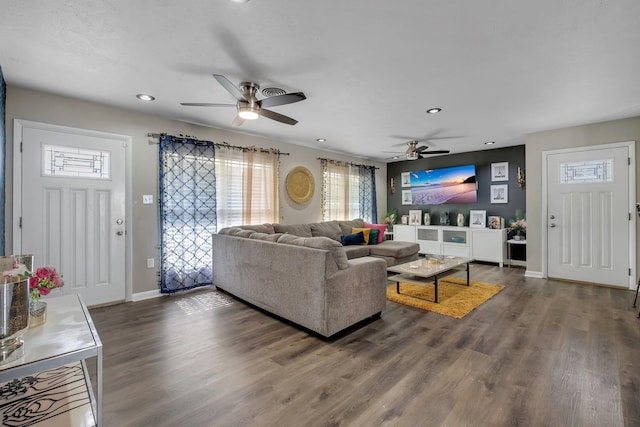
(0, 294, 102, 426)
(507, 239, 527, 267)
(384, 231, 394, 240)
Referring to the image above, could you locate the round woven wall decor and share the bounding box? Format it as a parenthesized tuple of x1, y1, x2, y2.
(286, 166, 314, 204)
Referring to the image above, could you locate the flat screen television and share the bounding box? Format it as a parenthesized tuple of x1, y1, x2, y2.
(409, 164, 477, 205)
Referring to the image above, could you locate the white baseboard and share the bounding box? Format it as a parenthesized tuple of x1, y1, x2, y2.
(131, 289, 162, 302)
(525, 270, 544, 278)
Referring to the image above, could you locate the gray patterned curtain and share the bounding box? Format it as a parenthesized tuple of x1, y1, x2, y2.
(159, 134, 217, 293)
(359, 165, 377, 223)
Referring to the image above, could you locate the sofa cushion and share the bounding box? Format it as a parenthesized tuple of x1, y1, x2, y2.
(364, 222, 387, 244)
(249, 232, 283, 242)
(218, 227, 244, 236)
(277, 235, 349, 270)
(369, 241, 420, 258)
(273, 223, 313, 237)
(368, 229, 379, 245)
(351, 228, 371, 244)
(310, 221, 342, 242)
(236, 229, 255, 238)
(341, 231, 365, 246)
(336, 219, 365, 236)
(342, 245, 371, 259)
(240, 223, 275, 234)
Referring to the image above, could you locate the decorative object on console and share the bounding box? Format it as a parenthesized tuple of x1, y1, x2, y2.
(491, 162, 509, 181)
(409, 210, 422, 225)
(285, 166, 315, 204)
(26, 266, 64, 328)
(401, 215, 409, 225)
(488, 216, 502, 229)
(469, 210, 486, 228)
(490, 184, 508, 204)
(423, 212, 431, 225)
(0, 255, 34, 363)
(439, 212, 450, 225)
(456, 213, 465, 227)
(508, 218, 527, 241)
(383, 209, 398, 230)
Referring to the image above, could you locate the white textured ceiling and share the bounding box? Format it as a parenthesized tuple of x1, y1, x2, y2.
(2, 1, 640, 161)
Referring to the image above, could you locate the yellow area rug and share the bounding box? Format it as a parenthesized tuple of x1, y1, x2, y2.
(386, 277, 504, 319)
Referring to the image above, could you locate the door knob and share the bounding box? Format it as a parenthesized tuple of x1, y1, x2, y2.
(549, 215, 555, 219)
(116, 231, 124, 236)
(549, 223, 556, 228)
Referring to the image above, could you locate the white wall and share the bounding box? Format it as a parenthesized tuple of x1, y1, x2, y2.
(5, 86, 387, 295)
(525, 116, 640, 277)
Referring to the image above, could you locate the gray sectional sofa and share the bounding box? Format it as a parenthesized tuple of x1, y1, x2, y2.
(212, 219, 419, 337)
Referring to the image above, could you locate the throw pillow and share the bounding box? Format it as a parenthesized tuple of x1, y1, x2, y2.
(368, 229, 379, 245)
(341, 231, 365, 246)
(363, 222, 387, 244)
(351, 227, 371, 245)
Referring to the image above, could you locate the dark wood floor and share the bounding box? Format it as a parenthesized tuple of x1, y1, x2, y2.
(88, 264, 640, 427)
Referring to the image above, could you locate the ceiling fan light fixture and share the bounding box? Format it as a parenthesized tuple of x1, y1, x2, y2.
(238, 107, 259, 120)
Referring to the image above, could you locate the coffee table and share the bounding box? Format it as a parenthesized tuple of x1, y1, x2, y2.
(387, 256, 472, 303)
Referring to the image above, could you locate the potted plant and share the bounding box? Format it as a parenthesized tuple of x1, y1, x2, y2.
(508, 219, 527, 240)
(383, 209, 398, 231)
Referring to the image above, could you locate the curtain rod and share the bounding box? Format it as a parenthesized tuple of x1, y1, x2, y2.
(317, 157, 380, 170)
(147, 133, 289, 155)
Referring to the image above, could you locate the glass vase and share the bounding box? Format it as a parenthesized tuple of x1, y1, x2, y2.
(0, 276, 30, 364)
(29, 299, 47, 328)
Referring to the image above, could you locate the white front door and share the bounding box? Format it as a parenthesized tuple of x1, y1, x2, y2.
(14, 121, 128, 305)
(546, 144, 632, 287)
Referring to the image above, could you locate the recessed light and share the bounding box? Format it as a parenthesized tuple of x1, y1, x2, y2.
(316, 138, 326, 142)
(136, 94, 155, 101)
(426, 108, 442, 114)
(484, 141, 495, 145)
(230, 0, 250, 3)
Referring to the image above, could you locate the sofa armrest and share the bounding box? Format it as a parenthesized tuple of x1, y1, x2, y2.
(324, 256, 387, 336)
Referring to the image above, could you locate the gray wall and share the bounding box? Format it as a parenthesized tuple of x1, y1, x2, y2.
(387, 145, 526, 226)
(5, 86, 387, 297)
(525, 116, 640, 277)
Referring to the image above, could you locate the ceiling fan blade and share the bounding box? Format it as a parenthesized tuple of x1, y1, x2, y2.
(180, 102, 235, 107)
(259, 108, 298, 125)
(259, 92, 307, 109)
(415, 146, 429, 152)
(422, 150, 450, 155)
(213, 74, 247, 101)
(231, 115, 245, 127)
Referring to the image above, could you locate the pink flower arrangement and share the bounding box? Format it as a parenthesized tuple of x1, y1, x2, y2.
(508, 219, 527, 232)
(29, 267, 64, 300)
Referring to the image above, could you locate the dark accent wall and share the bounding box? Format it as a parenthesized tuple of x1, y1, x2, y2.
(387, 145, 525, 226)
(0, 66, 5, 255)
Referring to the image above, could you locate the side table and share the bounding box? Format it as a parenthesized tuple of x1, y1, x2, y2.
(507, 239, 527, 267)
(0, 294, 102, 426)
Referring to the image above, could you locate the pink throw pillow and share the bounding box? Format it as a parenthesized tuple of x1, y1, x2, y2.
(364, 222, 387, 244)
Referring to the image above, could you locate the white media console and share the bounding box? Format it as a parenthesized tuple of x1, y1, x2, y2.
(393, 224, 507, 267)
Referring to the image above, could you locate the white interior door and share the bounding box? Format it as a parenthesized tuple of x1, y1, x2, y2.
(14, 121, 127, 305)
(546, 144, 631, 287)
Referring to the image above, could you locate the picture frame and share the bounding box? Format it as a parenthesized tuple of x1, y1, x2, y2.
(470, 210, 486, 228)
(490, 184, 508, 204)
(401, 214, 409, 225)
(401, 189, 412, 205)
(491, 162, 509, 181)
(408, 210, 422, 225)
(401, 172, 411, 187)
(488, 215, 502, 229)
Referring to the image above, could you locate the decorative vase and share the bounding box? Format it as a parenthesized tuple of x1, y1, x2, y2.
(440, 212, 450, 226)
(0, 276, 30, 364)
(424, 212, 430, 225)
(29, 300, 47, 328)
(457, 213, 465, 227)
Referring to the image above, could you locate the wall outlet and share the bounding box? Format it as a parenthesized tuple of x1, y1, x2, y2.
(146, 258, 155, 268)
(143, 195, 154, 204)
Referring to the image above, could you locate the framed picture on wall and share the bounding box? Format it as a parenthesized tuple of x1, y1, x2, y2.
(402, 189, 412, 205)
(408, 210, 422, 225)
(491, 162, 509, 181)
(490, 184, 508, 203)
(470, 210, 486, 228)
(401, 172, 411, 187)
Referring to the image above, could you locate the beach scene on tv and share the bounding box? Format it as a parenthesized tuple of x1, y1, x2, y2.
(409, 164, 477, 204)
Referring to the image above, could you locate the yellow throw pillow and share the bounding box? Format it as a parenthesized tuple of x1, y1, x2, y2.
(351, 227, 371, 245)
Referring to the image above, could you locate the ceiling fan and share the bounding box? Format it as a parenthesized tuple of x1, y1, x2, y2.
(387, 140, 451, 160)
(181, 74, 306, 126)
